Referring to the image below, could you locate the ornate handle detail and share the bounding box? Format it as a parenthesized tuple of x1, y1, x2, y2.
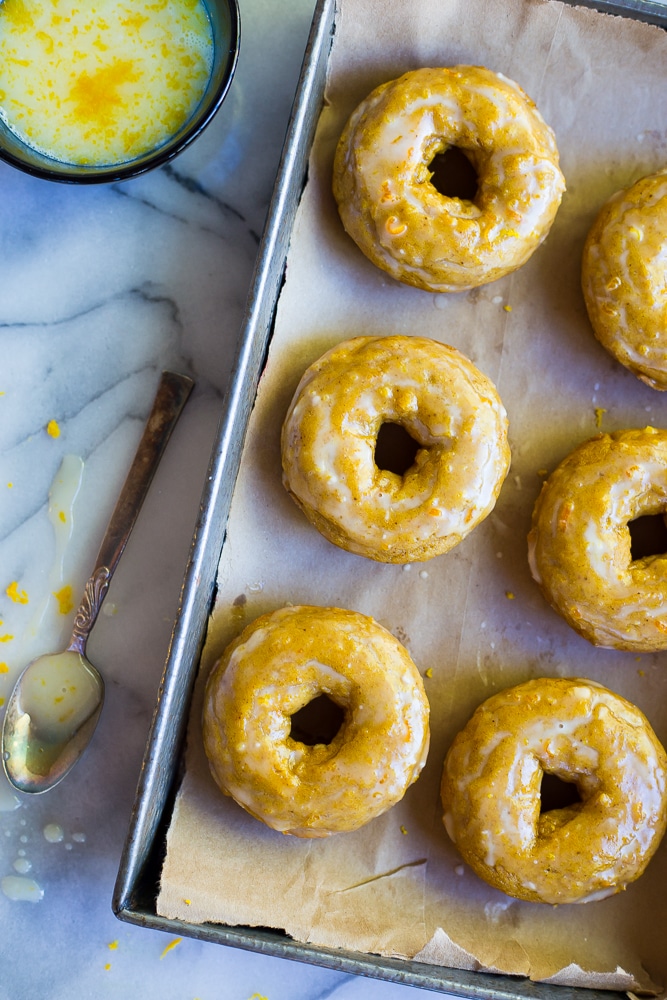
(68, 566, 112, 655)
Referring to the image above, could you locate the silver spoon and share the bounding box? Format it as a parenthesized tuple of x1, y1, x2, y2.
(2, 370, 193, 794)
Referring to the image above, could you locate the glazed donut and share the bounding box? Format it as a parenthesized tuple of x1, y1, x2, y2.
(582, 169, 667, 390)
(281, 335, 510, 563)
(441, 677, 667, 905)
(528, 427, 667, 651)
(332, 65, 565, 293)
(202, 605, 430, 838)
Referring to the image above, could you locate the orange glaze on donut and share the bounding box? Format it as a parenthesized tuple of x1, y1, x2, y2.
(528, 427, 667, 651)
(333, 66, 565, 292)
(281, 335, 510, 563)
(582, 169, 667, 390)
(202, 605, 430, 838)
(441, 677, 667, 904)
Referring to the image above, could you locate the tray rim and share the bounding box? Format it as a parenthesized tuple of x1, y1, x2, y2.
(574, 0, 667, 24)
(114, 0, 667, 995)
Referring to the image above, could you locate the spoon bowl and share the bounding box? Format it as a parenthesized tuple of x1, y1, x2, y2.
(1, 370, 193, 794)
(3, 651, 104, 793)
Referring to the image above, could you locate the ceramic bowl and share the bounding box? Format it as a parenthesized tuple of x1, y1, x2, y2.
(0, 0, 240, 184)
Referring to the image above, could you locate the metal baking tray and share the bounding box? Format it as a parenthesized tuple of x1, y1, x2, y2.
(113, 0, 667, 995)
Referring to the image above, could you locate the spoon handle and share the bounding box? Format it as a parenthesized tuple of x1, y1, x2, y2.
(67, 371, 194, 655)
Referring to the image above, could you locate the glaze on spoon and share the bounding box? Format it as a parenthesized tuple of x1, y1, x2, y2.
(2, 370, 193, 794)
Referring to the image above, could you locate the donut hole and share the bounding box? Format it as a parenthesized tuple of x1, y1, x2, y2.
(539, 771, 582, 814)
(375, 422, 421, 476)
(289, 694, 345, 747)
(428, 146, 479, 203)
(628, 512, 667, 561)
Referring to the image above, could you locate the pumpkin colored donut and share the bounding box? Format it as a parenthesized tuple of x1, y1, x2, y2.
(202, 605, 430, 838)
(441, 677, 667, 904)
(528, 427, 667, 651)
(281, 335, 510, 563)
(333, 65, 565, 292)
(582, 169, 667, 390)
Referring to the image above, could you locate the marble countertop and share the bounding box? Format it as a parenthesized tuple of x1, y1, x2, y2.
(7, 0, 666, 996)
(0, 1, 452, 997)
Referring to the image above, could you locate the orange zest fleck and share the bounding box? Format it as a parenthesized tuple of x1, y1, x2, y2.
(557, 501, 573, 532)
(159, 937, 183, 959)
(385, 215, 407, 236)
(120, 13, 149, 29)
(3, 0, 35, 28)
(36, 30, 54, 52)
(68, 59, 141, 128)
(380, 180, 393, 202)
(53, 585, 74, 616)
(6, 581, 28, 604)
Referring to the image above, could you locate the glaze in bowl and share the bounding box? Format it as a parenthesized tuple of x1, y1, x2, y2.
(0, 0, 240, 184)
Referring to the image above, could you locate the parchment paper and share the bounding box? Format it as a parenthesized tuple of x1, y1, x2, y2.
(158, 0, 667, 991)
